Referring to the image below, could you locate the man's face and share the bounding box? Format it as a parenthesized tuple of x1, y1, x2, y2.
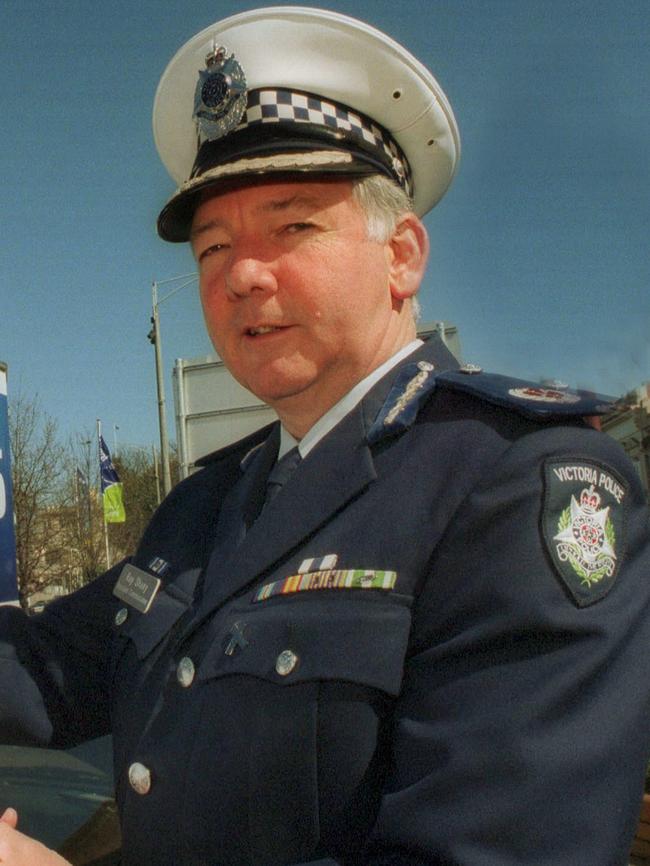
(190, 178, 417, 434)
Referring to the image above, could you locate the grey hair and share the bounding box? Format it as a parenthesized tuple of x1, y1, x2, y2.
(351, 174, 421, 322)
(351, 174, 414, 242)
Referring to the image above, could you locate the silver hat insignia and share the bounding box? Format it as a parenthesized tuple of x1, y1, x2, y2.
(193, 43, 247, 141)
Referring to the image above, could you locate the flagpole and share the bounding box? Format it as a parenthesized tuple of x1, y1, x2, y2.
(152, 444, 162, 506)
(98, 419, 111, 569)
(151, 281, 172, 497)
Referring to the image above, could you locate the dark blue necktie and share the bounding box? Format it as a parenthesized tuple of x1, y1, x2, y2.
(264, 447, 302, 507)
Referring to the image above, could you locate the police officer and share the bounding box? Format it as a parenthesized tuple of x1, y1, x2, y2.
(1, 8, 650, 866)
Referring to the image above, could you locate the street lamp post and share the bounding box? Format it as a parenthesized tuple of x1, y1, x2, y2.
(148, 273, 197, 497)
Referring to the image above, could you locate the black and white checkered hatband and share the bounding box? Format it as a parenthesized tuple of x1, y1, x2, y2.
(194, 88, 412, 195)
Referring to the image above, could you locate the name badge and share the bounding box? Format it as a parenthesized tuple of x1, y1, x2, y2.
(113, 564, 161, 613)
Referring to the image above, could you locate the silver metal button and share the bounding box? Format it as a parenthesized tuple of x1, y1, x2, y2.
(128, 762, 151, 795)
(276, 649, 298, 676)
(115, 607, 128, 626)
(459, 363, 483, 375)
(177, 656, 195, 688)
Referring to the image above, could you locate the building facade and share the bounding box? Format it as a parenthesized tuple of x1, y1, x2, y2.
(602, 383, 650, 497)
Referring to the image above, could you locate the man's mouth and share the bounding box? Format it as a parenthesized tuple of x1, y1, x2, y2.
(246, 325, 283, 336)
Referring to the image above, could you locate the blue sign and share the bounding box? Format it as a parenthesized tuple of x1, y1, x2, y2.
(0, 366, 18, 602)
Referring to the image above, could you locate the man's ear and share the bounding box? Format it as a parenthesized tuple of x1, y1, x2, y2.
(387, 213, 429, 300)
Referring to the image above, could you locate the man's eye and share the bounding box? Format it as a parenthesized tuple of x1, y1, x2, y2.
(285, 222, 314, 234)
(198, 243, 228, 262)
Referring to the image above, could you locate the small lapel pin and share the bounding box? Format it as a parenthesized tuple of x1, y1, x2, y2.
(298, 554, 338, 573)
(224, 621, 249, 656)
(148, 556, 171, 577)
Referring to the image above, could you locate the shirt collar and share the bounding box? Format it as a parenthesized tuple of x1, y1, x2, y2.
(277, 339, 423, 460)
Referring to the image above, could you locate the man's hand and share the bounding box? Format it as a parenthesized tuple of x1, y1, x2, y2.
(0, 810, 17, 831)
(0, 809, 71, 865)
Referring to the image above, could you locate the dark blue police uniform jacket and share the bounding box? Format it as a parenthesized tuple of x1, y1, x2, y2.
(1, 336, 650, 866)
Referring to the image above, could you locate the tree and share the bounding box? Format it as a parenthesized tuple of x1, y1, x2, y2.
(9, 393, 69, 608)
(61, 434, 107, 585)
(9, 391, 181, 606)
(106, 445, 168, 561)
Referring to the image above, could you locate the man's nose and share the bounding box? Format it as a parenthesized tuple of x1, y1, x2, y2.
(225, 251, 278, 299)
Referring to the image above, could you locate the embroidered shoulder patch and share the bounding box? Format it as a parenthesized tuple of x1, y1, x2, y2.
(542, 459, 628, 607)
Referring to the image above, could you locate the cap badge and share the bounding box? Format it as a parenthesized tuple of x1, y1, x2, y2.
(193, 43, 247, 141)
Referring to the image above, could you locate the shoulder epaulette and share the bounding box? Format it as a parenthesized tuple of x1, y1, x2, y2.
(436, 368, 616, 419)
(367, 362, 617, 445)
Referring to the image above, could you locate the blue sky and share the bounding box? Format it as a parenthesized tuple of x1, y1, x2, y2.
(1, 1, 648, 449)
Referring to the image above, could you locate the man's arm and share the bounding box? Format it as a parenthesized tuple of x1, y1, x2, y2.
(360, 427, 650, 865)
(0, 561, 125, 748)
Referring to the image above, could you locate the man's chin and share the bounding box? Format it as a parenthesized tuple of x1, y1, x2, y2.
(252, 380, 313, 408)
(230, 355, 316, 400)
